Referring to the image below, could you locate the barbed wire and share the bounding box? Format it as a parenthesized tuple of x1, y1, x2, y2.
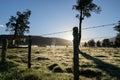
(82, 23, 117, 30)
(39, 23, 118, 36)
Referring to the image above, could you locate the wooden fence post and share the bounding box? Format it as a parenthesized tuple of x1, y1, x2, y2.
(1, 38, 8, 63)
(73, 27, 79, 80)
(28, 35, 31, 68)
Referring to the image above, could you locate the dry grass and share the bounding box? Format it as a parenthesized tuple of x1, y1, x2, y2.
(0, 47, 120, 80)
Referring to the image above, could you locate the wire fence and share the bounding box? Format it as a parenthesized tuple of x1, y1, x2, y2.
(0, 22, 119, 80)
(37, 23, 117, 42)
(39, 23, 117, 36)
(0, 22, 118, 47)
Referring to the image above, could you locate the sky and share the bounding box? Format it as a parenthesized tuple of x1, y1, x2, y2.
(0, 0, 120, 42)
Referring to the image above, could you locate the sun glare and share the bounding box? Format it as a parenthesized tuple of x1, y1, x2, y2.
(66, 35, 73, 41)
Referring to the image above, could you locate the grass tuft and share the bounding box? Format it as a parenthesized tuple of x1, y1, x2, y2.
(65, 67, 73, 73)
(48, 63, 58, 70)
(21, 73, 40, 80)
(0, 60, 19, 72)
(48, 63, 64, 73)
(53, 66, 64, 73)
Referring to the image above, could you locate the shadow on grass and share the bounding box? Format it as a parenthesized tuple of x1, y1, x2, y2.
(80, 51, 120, 79)
(0, 61, 18, 72)
(80, 69, 101, 79)
(48, 63, 64, 73)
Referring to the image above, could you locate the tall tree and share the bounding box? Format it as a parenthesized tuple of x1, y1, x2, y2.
(83, 42, 87, 47)
(96, 40, 101, 47)
(88, 39, 95, 47)
(102, 39, 110, 47)
(114, 21, 120, 33)
(114, 21, 120, 47)
(6, 9, 31, 46)
(115, 36, 120, 47)
(73, 0, 101, 47)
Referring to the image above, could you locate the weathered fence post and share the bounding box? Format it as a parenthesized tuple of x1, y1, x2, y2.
(28, 35, 31, 68)
(73, 27, 79, 80)
(1, 38, 8, 63)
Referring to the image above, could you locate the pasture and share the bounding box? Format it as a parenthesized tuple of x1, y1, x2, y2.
(0, 47, 120, 80)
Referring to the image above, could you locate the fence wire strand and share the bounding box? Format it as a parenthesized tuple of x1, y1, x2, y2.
(39, 23, 117, 36)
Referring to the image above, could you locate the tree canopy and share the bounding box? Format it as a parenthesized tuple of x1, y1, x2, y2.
(73, 0, 101, 46)
(73, 0, 101, 19)
(96, 40, 101, 47)
(102, 39, 111, 47)
(114, 21, 120, 33)
(114, 21, 120, 47)
(6, 9, 31, 46)
(88, 39, 95, 47)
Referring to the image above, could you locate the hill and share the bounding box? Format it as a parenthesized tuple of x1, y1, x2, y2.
(0, 35, 72, 46)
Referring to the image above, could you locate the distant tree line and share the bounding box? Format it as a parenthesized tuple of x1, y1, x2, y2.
(83, 38, 119, 47)
(83, 39, 114, 47)
(83, 20, 120, 48)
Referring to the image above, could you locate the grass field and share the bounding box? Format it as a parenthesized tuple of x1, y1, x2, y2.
(0, 47, 120, 80)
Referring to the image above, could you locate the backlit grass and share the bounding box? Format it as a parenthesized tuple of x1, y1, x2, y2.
(0, 47, 120, 80)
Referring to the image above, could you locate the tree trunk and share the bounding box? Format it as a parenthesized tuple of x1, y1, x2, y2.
(13, 22, 20, 47)
(13, 24, 17, 46)
(78, 10, 83, 47)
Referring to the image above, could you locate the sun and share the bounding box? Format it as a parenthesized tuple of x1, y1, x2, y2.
(66, 35, 73, 41)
